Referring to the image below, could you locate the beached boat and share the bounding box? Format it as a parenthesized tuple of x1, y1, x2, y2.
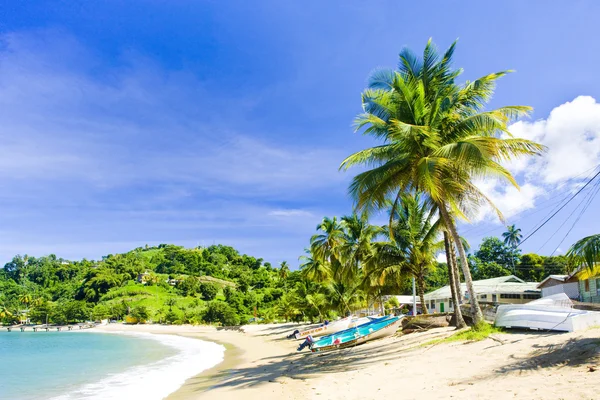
(305, 315, 402, 352)
(292, 316, 353, 340)
(495, 293, 600, 332)
(291, 316, 372, 340)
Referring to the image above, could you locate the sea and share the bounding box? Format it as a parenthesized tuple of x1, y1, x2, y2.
(0, 330, 225, 400)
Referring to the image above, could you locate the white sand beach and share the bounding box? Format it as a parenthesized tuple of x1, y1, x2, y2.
(92, 323, 600, 400)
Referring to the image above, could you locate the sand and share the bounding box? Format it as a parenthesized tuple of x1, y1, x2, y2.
(92, 323, 600, 400)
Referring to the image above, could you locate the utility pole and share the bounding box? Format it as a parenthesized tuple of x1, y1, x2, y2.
(412, 277, 417, 316)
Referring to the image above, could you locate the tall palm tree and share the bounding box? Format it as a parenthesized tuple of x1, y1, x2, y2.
(502, 224, 522, 248)
(340, 39, 544, 324)
(278, 261, 290, 280)
(502, 224, 522, 273)
(365, 194, 440, 313)
(337, 214, 381, 282)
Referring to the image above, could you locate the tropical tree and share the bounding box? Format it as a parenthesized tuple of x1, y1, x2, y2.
(566, 234, 600, 272)
(299, 249, 331, 282)
(364, 194, 440, 313)
(340, 39, 544, 324)
(278, 261, 290, 286)
(502, 224, 522, 248)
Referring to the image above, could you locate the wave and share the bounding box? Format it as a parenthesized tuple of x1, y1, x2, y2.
(50, 331, 225, 400)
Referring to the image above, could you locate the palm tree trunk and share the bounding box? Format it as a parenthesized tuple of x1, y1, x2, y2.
(449, 236, 462, 304)
(438, 203, 483, 325)
(417, 273, 428, 315)
(444, 232, 466, 328)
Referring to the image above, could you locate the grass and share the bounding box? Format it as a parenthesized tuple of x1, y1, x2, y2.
(423, 322, 504, 346)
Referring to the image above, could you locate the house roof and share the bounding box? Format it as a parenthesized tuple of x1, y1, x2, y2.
(536, 274, 569, 289)
(393, 295, 421, 305)
(424, 275, 539, 301)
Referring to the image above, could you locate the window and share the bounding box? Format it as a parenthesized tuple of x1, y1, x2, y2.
(523, 294, 541, 300)
(449, 300, 453, 308)
(500, 293, 521, 299)
(430, 301, 435, 308)
(479, 294, 488, 300)
(584, 279, 590, 292)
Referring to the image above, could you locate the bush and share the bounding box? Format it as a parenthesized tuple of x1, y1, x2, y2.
(199, 282, 218, 301)
(202, 301, 240, 326)
(131, 306, 150, 323)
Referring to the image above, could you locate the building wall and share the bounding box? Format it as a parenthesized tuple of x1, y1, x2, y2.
(541, 282, 580, 299)
(426, 292, 541, 313)
(579, 277, 600, 303)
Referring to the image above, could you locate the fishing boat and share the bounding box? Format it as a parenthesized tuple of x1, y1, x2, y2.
(292, 316, 352, 340)
(303, 315, 402, 353)
(495, 293, 600, 332)
(291, 316, 372, 340)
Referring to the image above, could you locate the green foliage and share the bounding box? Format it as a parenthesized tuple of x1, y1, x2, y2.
(202, 301, 240, 326)
(131, 306, 150, 322)
(199, 282, 218, 301)
(0, 243, 297, 326)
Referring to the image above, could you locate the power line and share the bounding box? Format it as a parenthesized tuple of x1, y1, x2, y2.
(518, 167, 600, 247)
(461, 165, 600, 238)
(535, 178, 600, 253)
(549, 176, 600, 256)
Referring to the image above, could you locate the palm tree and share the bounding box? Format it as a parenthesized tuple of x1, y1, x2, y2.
(337, 214, 381, 283)
(340, 39, 544, 324)
(566, 234, 600, 272)
(502, 224, 522, 273)
(0, 305, 13, 321)
(310, 217, 346, 278)
(442, 231, 466, 328)
(299, 249, 331, 282)
(364, 194, 440, 313)
(502, 224, 522, 249)
(278, 261, 290, 281)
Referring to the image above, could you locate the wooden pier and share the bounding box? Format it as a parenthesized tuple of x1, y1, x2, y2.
(1, 323, 97, 332)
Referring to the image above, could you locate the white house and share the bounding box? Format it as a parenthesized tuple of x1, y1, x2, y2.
(537, 274, 580, 299)
(423, 275, 541, 314)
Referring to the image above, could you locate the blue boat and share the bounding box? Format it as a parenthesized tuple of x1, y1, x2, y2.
(300, 315, 403, 353)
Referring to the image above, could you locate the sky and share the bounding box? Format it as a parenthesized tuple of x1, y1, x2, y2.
(1, 1, 600, 267)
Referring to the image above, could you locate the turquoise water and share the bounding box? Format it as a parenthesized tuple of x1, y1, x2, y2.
(0, 331, 175, 400)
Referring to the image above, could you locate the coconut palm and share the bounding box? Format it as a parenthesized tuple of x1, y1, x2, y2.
(310, 217, 345, 270)
(299, 250, 331, 282)
(502, 224, 522, 249)
(364, 194, 440, 313)
(340, 39, 544, 324)
(337, 214, 381, 283)
(566, 234, 600, 272)
(278, 261, 290, 280)
(0, 305, 12, 320)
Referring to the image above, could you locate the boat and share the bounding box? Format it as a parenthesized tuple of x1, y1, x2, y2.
(494, 293, 600, 332)
(292, 316, 353, 340)
(303, 315, 403, 352)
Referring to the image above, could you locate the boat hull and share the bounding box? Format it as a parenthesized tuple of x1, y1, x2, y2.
(294, 317, 353, 339)
(310, 316, 402, 353)
(494, 293, 600, 332)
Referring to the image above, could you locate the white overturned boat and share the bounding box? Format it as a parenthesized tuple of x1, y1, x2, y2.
(292, 316, 370, 340)
(495, 293, 600, 332)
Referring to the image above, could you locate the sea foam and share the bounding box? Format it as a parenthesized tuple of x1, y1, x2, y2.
(50, 331, 225, 400)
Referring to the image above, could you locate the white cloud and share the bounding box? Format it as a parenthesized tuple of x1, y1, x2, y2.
(268, 209, 314, 218)
(472, 96, 600, 224)
(509, 96, 600, 183)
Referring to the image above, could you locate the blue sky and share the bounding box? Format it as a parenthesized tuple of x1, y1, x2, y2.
(1, 1, 600, 266)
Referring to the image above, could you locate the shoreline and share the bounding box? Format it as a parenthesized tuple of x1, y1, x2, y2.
(91, 323, 298, 400)
(91, 323, 600, 400)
